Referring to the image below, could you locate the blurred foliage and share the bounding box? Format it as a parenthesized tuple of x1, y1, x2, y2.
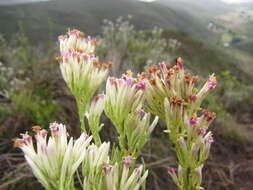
(96, 17, 180, 75)
(0, 23, 61, 140)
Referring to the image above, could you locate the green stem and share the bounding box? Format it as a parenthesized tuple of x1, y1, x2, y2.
(93, 132, 102, 145)
(77, 101, 87, 134)
(119, 134, 127, 155)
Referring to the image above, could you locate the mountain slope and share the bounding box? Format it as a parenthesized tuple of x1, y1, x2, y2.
(0, 0, 214, 41)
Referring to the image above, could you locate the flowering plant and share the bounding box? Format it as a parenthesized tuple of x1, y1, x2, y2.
(15, 29, 217, 190)
(144, 58, 217, 190)
(57, 30, 111, 132)
(104, 71, 158, 156)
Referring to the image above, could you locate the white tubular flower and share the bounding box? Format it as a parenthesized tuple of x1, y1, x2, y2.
(15, 123, 92, 190)
(144, 59, 182, 104)
(192, 165, 204, 188)
(82, 142, 110, 189)
(57, 29, 112, 132)
(195, 74, 217, 106)
(85, 94, 105, 145)
(145, 58, 217, 190)
(164, 97, 184, 139)
(58, 29, 96, 54)
(86, 142, 110, 169)
(167, 167, 179, 186)
(104, 71, 146, 132)
(144, 58, 200, 119)
(87, 94, 105, 118)
(201, 131, 214, 160)
(57, 49, 110, 102)
(124, 107, 158, 154)
(104, 163, 119, 190)
(104, 163, 148, 190)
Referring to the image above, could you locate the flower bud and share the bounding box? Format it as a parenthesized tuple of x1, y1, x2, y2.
(134, 165, 143, 175)
(136, 80, 147, 90)
(202, 109, 216, 124)
(178, 137, 187, 155)
(190, 113, 198, 126)
(124, 156, 135, 168)
(50, 122, 59, 136)
(21, 134, 33, 146)
(208, 74, 217, 90)
(193, 165, 203, 186)
(176, 57, 184, 70)
(159, 61, 166, 70)
(102, 162, 111, 175)
(190, 94, 197, 103)
(196, 128, 206, 136)
(39, 130, 48, 139)
(167, 167, 179, 185)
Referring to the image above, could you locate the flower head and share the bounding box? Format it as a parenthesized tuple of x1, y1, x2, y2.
(202, 109, 216, 123)
(104, 72, 145, 131)
(15, 123, 92, 190)
(145, 60, 199, 119)
(58, 29, 96, 54)
(57, 30, 112, 123)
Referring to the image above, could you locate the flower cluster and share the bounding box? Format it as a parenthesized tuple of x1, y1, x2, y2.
(82, 142, 110, 189)
(103, 161, 148, 190)
(82, 144, 148, 190)
(104, 71, 146, 129)
(14, 123, 92, 190)
(58, 29, 96, 54)
(144, 58, 217, 119)
(104, 71, 157, 155)
(15, 28, 218, 190)
(57, 29, 112, 132)
(124, 107, 158, 155)
(144, 58, 217, 190)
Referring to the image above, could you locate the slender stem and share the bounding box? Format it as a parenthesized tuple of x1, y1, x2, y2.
(119, 133, 126, 155)
(77, 101, 87, 134)
(93, 132, 102, 145)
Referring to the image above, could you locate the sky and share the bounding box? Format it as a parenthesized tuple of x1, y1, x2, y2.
(138, 0, 253, 3)
(138, 0, 156, 2)
(222, 0, 253, 3)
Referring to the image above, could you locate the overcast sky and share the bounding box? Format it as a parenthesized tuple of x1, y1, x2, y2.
(138, 0, 253, 3)
(222, 0, 253, 3)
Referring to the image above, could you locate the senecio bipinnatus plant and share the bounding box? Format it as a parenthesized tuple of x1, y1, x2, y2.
(15, 29, 217, 190)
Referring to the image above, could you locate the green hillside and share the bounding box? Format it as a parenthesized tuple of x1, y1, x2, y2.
(0, 0, 214, 41)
